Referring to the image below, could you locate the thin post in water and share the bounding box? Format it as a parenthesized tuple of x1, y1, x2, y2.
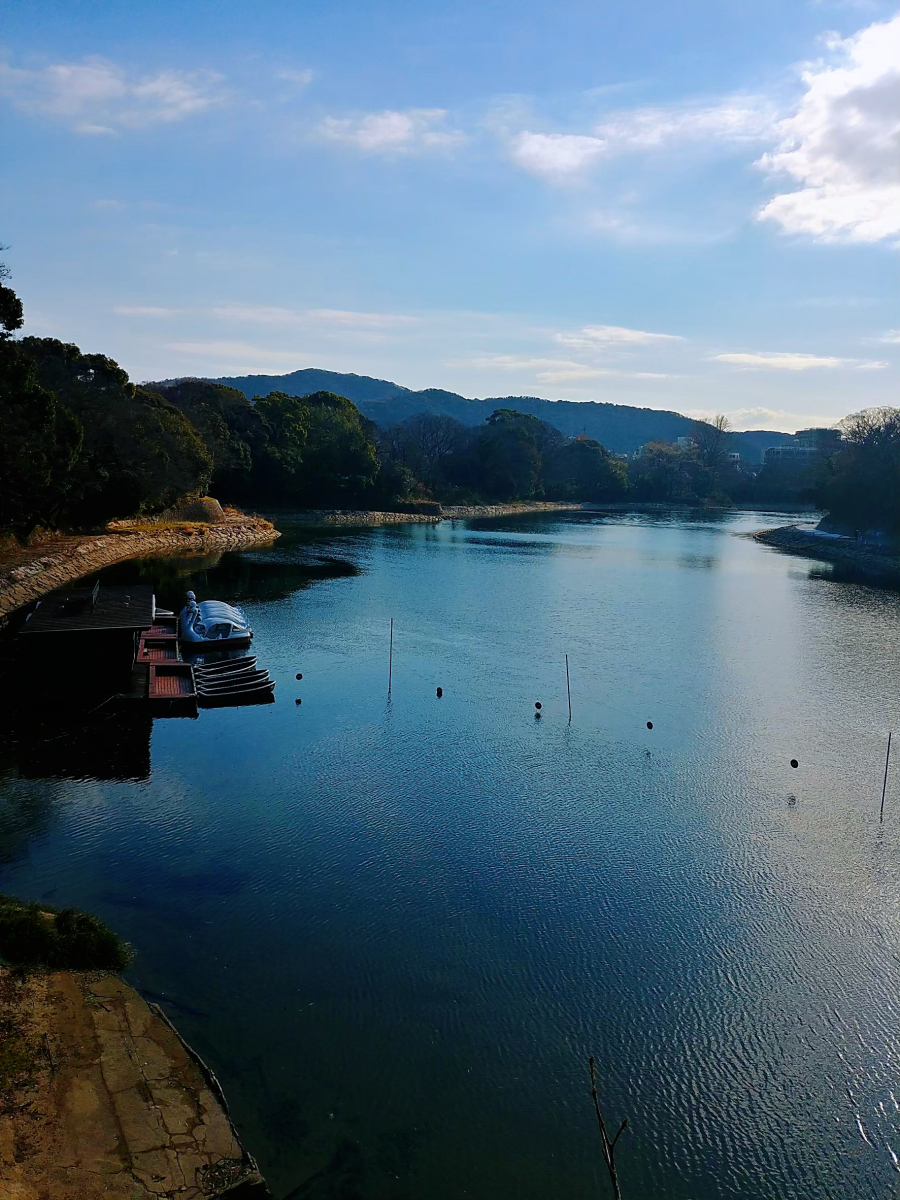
(880, 731, 893, 823)
(565, 654, 572, 723)
(388, 618, 393, 694)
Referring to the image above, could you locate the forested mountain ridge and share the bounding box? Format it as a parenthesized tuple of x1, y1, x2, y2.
(161, 367, 794, 462)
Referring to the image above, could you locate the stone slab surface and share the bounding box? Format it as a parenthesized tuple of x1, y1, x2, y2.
(0, 968, 268, 1199)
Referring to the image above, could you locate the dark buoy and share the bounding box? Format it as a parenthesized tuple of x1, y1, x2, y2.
(646, 721, 653, 730)
(436, 687, 443, 698)
(790, 758, 798, 768)
(296, 673, 303, 680)
(534, 701, 542, 719)
(295, 698, 302, 706)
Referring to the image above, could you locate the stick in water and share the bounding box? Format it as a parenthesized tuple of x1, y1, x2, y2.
(566, 654, 572, 723)
(880, 731, 893, 823)
(388, 617, 393, 694)
(588, 1056, 628, 1200)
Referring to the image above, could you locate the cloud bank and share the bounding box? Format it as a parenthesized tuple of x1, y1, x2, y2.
(318, 108, 465, 154)
(757, 14, 900, 241)
(0, 56, 225, 133)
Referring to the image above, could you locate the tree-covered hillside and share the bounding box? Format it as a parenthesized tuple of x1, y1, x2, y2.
(195, 367, 794, 462)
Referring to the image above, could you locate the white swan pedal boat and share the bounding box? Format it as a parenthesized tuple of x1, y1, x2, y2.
(179, 591, 253, 648)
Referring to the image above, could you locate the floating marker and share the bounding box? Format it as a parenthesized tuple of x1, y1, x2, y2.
(295, 698, 302, 706)
(296, 673, 303, 680)
(535, 702, 542, 710)
(436, 687, 443, 698)
(790, 759, 798, 768)
(646, 721, 653, 730)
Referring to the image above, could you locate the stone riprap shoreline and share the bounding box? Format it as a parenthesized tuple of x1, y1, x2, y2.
(441, 501, 586, 519)
(0, 967, 268, 1199)
(289, 501, 587, 527)
(0, 515, 279, 622)
(754, 524, 899, 586)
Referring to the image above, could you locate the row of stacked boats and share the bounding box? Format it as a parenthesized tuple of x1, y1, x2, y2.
(194, 656, 275, 706)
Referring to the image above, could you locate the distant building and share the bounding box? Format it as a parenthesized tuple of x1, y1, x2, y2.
(764, 427, 841, 467)
(726, 452, 741, 463)
(676, 436, 695, 449)
(795, 427, 842, 452)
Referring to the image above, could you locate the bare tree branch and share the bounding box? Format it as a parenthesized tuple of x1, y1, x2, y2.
(589, 1056, 628, 1200)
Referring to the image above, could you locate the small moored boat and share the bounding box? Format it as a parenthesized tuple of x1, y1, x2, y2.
(180, 592, 252, 648)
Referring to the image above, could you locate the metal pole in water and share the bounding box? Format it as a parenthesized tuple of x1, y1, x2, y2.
(565, 654, 572, 723)
(880, 731, 893, 823)
(388, 618, 393, 694)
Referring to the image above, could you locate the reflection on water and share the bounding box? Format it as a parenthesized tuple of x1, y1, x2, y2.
(99, 543, 362, 609)
(1, 508, 899, 1200)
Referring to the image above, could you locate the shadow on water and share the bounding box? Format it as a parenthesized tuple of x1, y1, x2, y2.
(0, 705, 153, 786)
(97, 549, 362, 610)
(808, 560, 900, 591)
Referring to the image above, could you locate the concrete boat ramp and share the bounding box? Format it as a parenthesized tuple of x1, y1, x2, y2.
(0, 967, 268, 1199)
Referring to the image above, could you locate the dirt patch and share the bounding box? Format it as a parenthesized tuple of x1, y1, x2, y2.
(0, 967, 268, 1199)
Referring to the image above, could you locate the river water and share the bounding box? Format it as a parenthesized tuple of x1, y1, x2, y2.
(2, 509, 899, 1200)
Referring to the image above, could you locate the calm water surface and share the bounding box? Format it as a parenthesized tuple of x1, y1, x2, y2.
(2, 509, 899, 1200)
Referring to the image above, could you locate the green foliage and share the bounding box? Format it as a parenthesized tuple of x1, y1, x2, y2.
(0, 338, 84, 536)
(817, 407, 900, 536)
(381, 409, 626, 503)
(23, 338, 212, 525)
(0, 286, 23, 336)
(629, 440, 713, 502)
(543, 437, 628, 501)
(254, 390, 379, 504)
(0, 257, 24, 336)
(474, 415, 542, 501)
(0, 894, 133, 972)
(149, 378, 270, 500)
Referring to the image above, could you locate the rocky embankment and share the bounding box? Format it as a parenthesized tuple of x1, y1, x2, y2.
(440, 501, 586, 519)
(0, 967, 268, 1199)
(289, 501, 587, 527)
(754, 524, 899, 586)
(0, 514, 279, 622)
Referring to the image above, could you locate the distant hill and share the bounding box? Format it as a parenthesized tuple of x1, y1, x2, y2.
(153, 367, 794, 462)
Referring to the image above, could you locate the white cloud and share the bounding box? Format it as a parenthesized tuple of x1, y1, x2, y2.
(210, 304, 418, 332)
(594, 99, 773, 149)
(456, 354, 594, 372)
(318, 108, 465, 154)
(684, 405, 841, 432)
(167, 341, 305, 366)
(306, 308, 419, 328)
(876, 329, 900, 343)
(0, 56, 225, 133)
(448, 354, 673, 384)
(555, 324, 683, 350)
(757, 14, 900, 241)
(275, 68, 315, 89)
(508, 132, 607, 178)
(712, 350, 887, 370)
(114, 305, 181, 316)
(507, 98, 772, 179)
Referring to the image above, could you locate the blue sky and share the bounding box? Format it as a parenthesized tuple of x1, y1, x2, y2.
(1, 0, 898, 431)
